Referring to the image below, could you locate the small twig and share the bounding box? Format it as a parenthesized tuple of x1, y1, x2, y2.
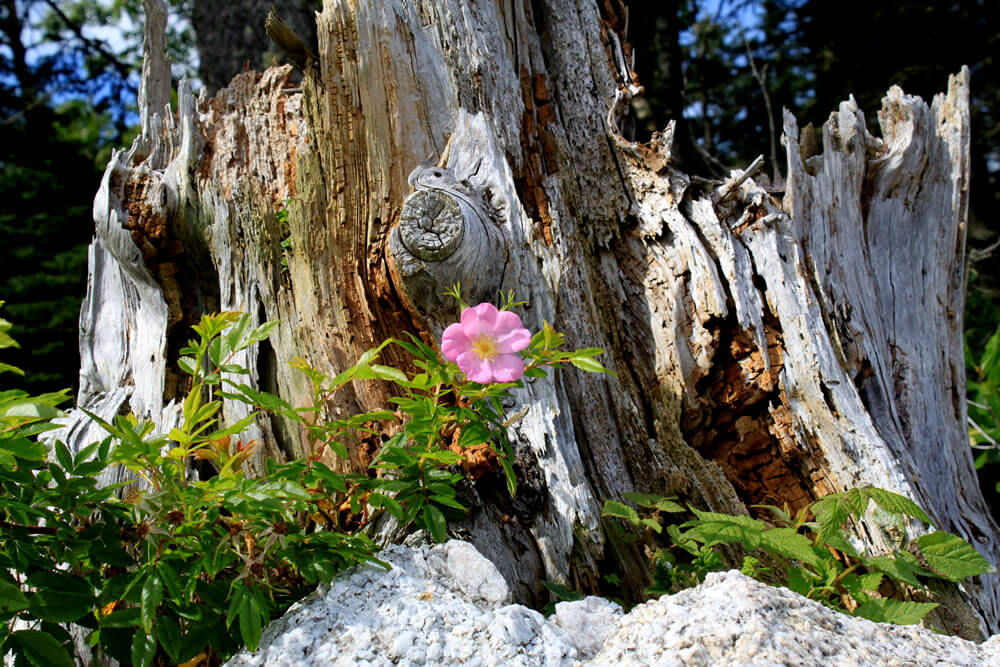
(968, 413, 998, 449)
(0, 519, 58, 536)
(744, 37, 779, 184)
(969, 236, 1000, 264)
(502, 405, 530, 429)
(2, 87, 55, 125)
(712, 155, 765, 205)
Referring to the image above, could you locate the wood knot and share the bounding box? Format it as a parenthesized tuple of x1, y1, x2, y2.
(399, 190, 465, 261)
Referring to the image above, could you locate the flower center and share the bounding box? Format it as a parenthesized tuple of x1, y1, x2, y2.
(471, 334, 500, 361)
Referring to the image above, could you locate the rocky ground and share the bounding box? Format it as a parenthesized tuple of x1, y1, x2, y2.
(224, 539, 1000, 666)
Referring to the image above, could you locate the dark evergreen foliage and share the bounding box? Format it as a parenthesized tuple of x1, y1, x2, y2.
(0, 1, 136, 393)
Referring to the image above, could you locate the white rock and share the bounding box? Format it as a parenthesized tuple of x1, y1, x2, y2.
(488, 605, 543, 645)
(441, 539, 510, 603)
(224, 541, 997, 667)
(552, 595, 623, 658)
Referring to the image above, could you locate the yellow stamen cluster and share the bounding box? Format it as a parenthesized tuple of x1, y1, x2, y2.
(471, 334, 500, 361)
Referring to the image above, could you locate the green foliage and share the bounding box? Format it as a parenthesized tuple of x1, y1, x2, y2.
(968, 328, 1000, 452)
(968, 321, 1000, 457)
(0, 98, 102, 393)
(276, 198, 293, 271)
(2, 297, 609, 663)
(0, 313, 382, 665)
(965, 269, 1000, 515)
(602, 487, 994, 627)
(0, 0, 142, 395)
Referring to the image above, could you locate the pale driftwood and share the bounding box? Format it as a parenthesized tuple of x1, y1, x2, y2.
(61, 0, 998, 637)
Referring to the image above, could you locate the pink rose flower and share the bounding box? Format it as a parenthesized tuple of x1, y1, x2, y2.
(441, 303, 531, 384)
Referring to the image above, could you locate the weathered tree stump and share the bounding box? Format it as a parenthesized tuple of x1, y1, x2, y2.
(60, 0, 998, 637)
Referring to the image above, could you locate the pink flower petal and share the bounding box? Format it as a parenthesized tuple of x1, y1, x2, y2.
(457, 351, 495, 384)
(443, 303, 533, 383)
(461, 303, 499, 338)
(441, 323, 471, 363)
(497, 327, 531, 354)
(494, 310, 525, 336)
(490, 354, 525, 382)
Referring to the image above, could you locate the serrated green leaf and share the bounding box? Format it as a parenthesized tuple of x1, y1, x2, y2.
(0, 331, 18, 349)
(100, 608, 141, 628)
(666, 523, 699, 554)
(0, 449, 16, 468)
(814, 488, 931, 542)
(0, 437, 47, 461)
(858, 572, 885, 592)
(821, 531, 861, 559)
(865, 488, 932, 524)
(786, 566, 815, 597)
(369, 492, 405, 520)
(541, 580, 584, 602)
(681, 509, 767, 550)
(811, 494, 853, 542)
(154, 616, 182, 663)
(53, 441, 73, 472)
(853, 598, 938, 625)
(226, 585, 246, 629)
(178, 356, 198, 375)
(431, 494, 467, 511)
(238, 595, 263, 652)
(622, 492, 685, 512)
(915, 531, 996, 581)
(157, 562, 183, 601)
(246, 320, 280, 346)
(865, 555, 928, 589)
(0, 578, 29, 613)
(74, 440, 99, 465)
(372, 365, 408, 383)
(602, 500, 641, 526)
(499, 448, 517, 496)
(27, 590, 92, 623)
(425, 505, 448, 543)
(24, 571, 91, 596)
(356, 346, 382, 367)
(653, 498, 686, 513)
(130, 630, 157, 667)
(458, 422, 492, 448)
(568, 356, 612, 374)
(759, 528, 822, 567)
(622, 491, 660, 507)
(2, 401, 63, 419)
(639, 517, 663, 533)
(842, 571, 884, 600)
(419, 449, 464, 466)
(140, 573, 162, 633)
(14, 630, 73, 667)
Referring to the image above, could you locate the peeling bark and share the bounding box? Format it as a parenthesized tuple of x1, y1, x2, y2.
(61, 0, 999, 637)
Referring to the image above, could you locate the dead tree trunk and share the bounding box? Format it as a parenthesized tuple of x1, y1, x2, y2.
(62, 0, 999, 638)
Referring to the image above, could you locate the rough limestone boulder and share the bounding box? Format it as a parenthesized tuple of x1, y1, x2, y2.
(224, 540, 1000, 666)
